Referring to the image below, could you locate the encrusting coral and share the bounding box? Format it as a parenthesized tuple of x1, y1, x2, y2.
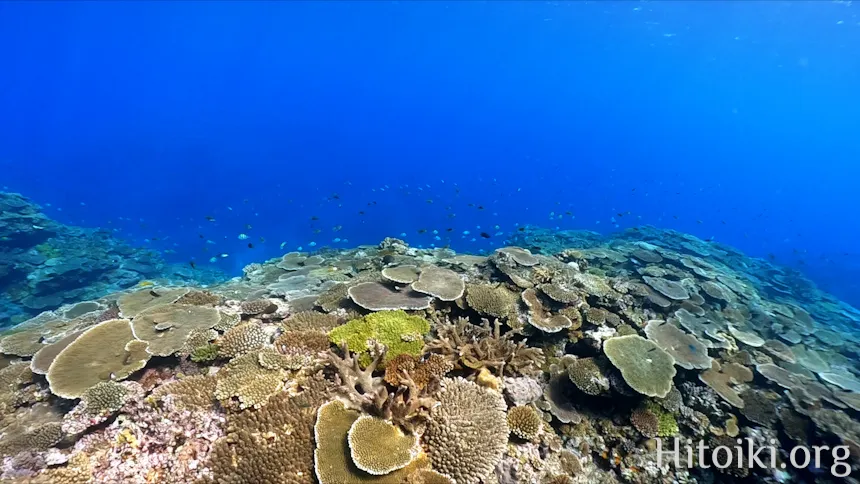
(328, 310, 430, 367)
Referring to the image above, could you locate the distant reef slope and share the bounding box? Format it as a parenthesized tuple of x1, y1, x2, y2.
(0, 192, 224, 326)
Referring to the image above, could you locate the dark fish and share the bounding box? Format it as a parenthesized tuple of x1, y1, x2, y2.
(205, 216, 215, 221)
(480, 232, 491, 238)
(248, 243, 254, 249)
(199, 234, 204, 239)
(446, 228, 453, 232)
(518, 227, 526, 232)
(477, 206, 484, 210)
(149, 290, 161, 298)
(358, 211, 365, 215)
(311, 216, 319, 221)
(617, 213, 624, 217)
(189, 261, 196, 269)
(418, 229, 427, 234)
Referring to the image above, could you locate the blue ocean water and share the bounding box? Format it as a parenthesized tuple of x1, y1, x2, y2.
(1, 1, 858, 305)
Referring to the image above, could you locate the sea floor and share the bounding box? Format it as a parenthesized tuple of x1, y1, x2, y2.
(0, 227, 858, 483)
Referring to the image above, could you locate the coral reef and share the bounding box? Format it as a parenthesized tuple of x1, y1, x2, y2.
(1, 227, 859, 483)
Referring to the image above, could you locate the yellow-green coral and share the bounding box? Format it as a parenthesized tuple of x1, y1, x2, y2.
(347, 415, 421, 475)
(328, 310, 430, 367)
(191, 343, 220, 363)
(645, 401, 679, 437)
(46, 319, 150, 399)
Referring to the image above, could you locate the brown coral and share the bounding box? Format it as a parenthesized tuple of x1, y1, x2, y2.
(424, 377, 509, 484)
(207, 373, 330, 483)
(426, 317, 544, 376)
(507, 405, 542, 441)
(217, 322, 269, 358)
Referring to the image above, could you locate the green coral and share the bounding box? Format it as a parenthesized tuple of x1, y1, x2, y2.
(328, 310, 430, 367)
(35, 243, 61, 259)
(191, 343, 220, 363)
(646, 401, 679, 437)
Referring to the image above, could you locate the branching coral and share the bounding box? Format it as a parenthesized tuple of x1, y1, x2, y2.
(324, 345, 438, 432)
(217, 322, 269, 358)
(426, 317, 544, 376)
(507, 405, 542, 441)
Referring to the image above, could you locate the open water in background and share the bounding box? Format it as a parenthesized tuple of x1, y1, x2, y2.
(0, 1, 858, 306)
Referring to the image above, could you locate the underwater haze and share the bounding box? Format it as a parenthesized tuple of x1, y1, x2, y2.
(1, 0, 859, 302)
(6, 3, 860, 483)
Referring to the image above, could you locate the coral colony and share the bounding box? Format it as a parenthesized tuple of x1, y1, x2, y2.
(1, 191, 860, 483)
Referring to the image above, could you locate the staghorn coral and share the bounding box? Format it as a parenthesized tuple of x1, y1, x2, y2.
(507, 405, 542, 441)
(46, 319, 150, 399)
(325, 346, 438, 432)
(347, 415, 421, 475)
(426, 317, 544, 376)
(383, 353, 452, 390)
(465, 283, 519, 320)
(411, 265, 465, 301)
(328, 310, 430, 367)
(424, 377, 509, 484)
(217, 322, 269, 358)
(603, 335, 676, 398)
